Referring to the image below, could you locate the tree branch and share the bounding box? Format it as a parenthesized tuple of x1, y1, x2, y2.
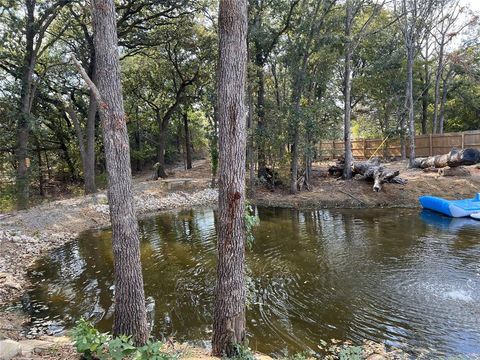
(70, 55, 106, 112)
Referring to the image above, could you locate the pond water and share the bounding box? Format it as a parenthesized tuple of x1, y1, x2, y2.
(24, 207, 480, 357)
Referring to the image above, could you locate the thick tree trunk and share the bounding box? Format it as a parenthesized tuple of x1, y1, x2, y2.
(211, 0, 248, 356)
(90, 0, 148, 345)
(183, 112, 192, 170)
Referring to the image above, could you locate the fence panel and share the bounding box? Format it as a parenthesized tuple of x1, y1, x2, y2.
(318, 130, 480, 160)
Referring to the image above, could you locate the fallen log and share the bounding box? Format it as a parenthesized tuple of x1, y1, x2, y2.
(353, 159, 406, 192)
(412, 148, 480, 169)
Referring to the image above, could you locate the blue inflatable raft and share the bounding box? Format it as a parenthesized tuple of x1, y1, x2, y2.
(419, 193, 480, 218)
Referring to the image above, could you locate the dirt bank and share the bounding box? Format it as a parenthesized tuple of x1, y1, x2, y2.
(254, 160, 480, 209)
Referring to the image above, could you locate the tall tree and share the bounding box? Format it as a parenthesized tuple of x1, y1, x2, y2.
(288, 0, 334, 193)
(10, 0, 71, 209)
(211, 0, 248, 356)
(342, 0, 383, 179)
(65, 6, 98, 194)
(431, 0, 473, 134)
(343, 0, 354, 179)
(398, 0, 434, 166)
(250, 0, 298, 176)
(72, 0, 149, 344)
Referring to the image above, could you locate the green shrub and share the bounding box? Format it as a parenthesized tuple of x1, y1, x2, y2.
(71, 318, 177, 360)
(136, 340, 176, 360)
(224, 344, 257, 360)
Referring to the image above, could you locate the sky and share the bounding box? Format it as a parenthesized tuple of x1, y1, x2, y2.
(461, 0, 480, 13)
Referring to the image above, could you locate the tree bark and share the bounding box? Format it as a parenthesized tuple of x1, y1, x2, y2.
(35, 138, 45, 197)
(406, 41, 416, 166)
(15, 0, 70, 208)
(211, 0, 248, 356)
(421, 38, 430, 135)
(90, 0, 148, 345)
(247, 69, 256, 197)
(15, 0, 36, 210)
(84, 91, 97, 194)
(183, 112, 192, 170)
(155, 112, 168, 179)
(290, 128, 299, 193)
(399, 102, 406, 160)
(65, 95, 97, 194)
(438, 67, 453, 134)
(343, 0, 353, 180)
(256, 54, 267, 175)
(432, 34, 445, 134)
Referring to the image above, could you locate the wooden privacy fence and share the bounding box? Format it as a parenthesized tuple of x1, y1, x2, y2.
(317, 130, 480, 160)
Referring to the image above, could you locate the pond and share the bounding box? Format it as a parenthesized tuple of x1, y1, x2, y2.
(23, 207, 480, 357)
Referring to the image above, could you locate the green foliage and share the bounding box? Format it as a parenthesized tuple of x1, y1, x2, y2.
(106, 336, 137, 360)
(224, 344, 257, 360)
(0, 183, 16, 213)
(244, 202, 260, 250)
(71, 319, 177, 360)
(136, 340, 176, 360)
(71, 318, 109, 360)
